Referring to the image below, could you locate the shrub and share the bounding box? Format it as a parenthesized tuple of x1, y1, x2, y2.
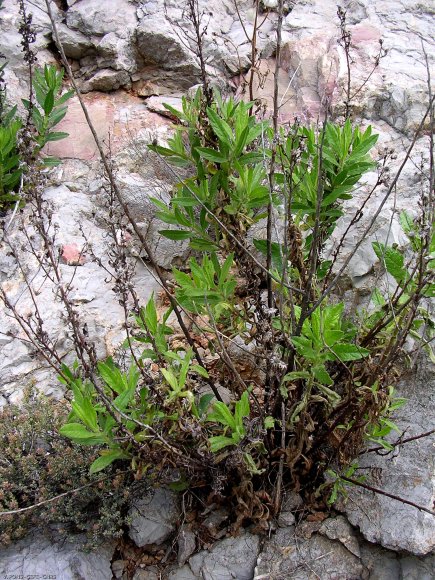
(0, 0, 72, 211)
(0, 387, 133, 547)
(1, 0, 433, 538)
(57, 89, 434, 528)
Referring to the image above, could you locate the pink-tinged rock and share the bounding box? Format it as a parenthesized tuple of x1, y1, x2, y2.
(350, 24, 381, 46)
(61, 243, 86, 266)
(46, 91, 171, 161)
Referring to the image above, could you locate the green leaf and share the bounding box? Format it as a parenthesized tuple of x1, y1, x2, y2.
(209, 435, 236, 452)
(264, 416, 275, 429)
(189, 238, 220, 252)
(198, 393, 215, 416)
(253, 239, 284, 270)
(144, 294, 158, 334)
(89, 449, 128, 474)
(330, 343, 370, 361)
(161, 368, 179, 391)
(236, 391, 250, 421)
(206, 107, 233, 145)
(399, 210, 415, 236)
(43, 89, 54, 115)
(158, 229, 192, 240)
(72, 398, 98, 431)
(44, 131, 69, 142)
(195, 147, 227, 164)
(238, 151, 265, 165)
(243, 452, 265, 475)
(372, 242, 409, 285)
(55, 89, 75, 106)
(59, 423, 106, 445)
(97, 358, 126, 394)
(191, 364, 209, 378)
(207, 401, 236, 430)
(41, 156, 62, 166)
(282, 371, 310, 382)
(371, 288, 386, 308)
(313, 365, 333, 386)
(113, 386, 136, 411)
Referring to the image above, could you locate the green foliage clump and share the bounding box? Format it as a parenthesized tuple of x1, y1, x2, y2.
(0, 63, 73, 211)
(54, 88, 434, 525)
(0, 388, 132, 547)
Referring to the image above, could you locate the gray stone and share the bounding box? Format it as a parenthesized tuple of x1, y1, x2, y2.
(400, 555, 435, 580)
(277, 511, 296, 527)
(319, 515, 361, 558)
(115, 171, 191, 269)
(255, 525, 366, 579)
(281, 491, 304, 511)
(0, 183, 161, 401)
(55, 23, 96, 60)
(343, 357, 435, 555)
(168, 565, 198, 580)
(359, 537, 435, 580)
(146, 96, 183, 119)
(66, 0, 137, 37)
(112, 559, 126, 579)
(81, 69, 130, 92)
(189, 533, 260, 580)
(136, 19, 190, 67)
(178, 525, 197, 565)
(128, 488, 179, 547)
(0, 533, 115, 580)
(133, 566, 161, 580)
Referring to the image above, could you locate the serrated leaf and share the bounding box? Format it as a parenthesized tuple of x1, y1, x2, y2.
(313, 365, 333, 386)
(372, 242, 409, 285)
(330, 343, 370, 361)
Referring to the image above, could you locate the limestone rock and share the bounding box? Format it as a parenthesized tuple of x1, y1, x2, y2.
(319, 515, 361, 559)
(81, 68, 130, 92)
(55, 23, 96, 60)
(255, 525, 366, 579)
(128, 488, 179, 547)
(188, 533, 260, 580)
(178, 525, 197, 566)
(0, 533, 115, 580)
(145, 96, 183, 119)
(66, 0, 137, 37)
(342, 357, 435, 555)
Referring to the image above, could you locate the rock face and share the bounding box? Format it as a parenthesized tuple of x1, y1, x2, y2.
(128, 488, 180, 547)
(168, 533, 260, 580)
(254, 517, 435, 580)
(0, 532, 115, 580)
(343, 358, 435, 555)
(0, 0, 434, 567)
